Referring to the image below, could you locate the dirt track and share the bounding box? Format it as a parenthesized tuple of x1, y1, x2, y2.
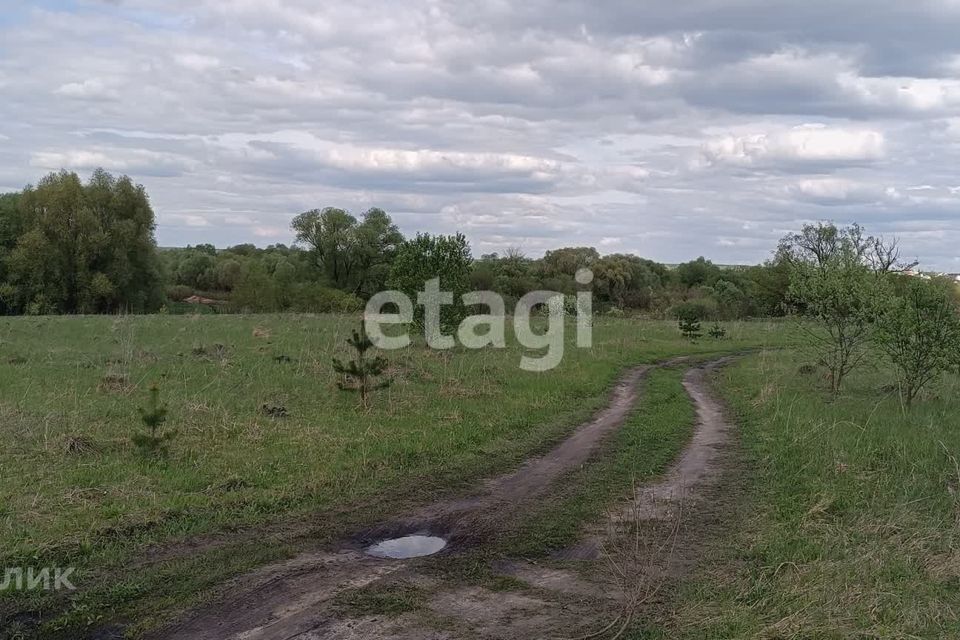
(147, 356, 740, 640)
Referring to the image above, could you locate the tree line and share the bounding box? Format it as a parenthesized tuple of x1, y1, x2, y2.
(163, 210, 793, 318)
(0, 170, 793, 317)
(2, 169, 955, 346)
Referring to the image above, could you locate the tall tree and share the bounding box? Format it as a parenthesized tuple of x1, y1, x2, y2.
(388, 232, 472, 332)
(291, 207, 358, 290)
(4, 169, 163, 314)
(0, 192, 25, 313)
(292, 207, 404, 296)
(353, 208, 404, 297)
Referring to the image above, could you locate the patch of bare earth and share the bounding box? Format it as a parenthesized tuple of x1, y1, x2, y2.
(145, 357, 742, 640)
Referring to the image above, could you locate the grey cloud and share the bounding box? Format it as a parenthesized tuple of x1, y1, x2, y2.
(2, 0, 960, 268)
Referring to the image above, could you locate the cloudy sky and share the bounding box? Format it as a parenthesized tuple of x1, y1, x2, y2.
(2, 1, 960, 269)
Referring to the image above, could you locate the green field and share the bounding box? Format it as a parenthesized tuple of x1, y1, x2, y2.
(0, 314, 785, 636)
(2, 314, 958, 638)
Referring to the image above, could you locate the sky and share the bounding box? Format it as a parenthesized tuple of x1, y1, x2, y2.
(2, 1, 960, 270)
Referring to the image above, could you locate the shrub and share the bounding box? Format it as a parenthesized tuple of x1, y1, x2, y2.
(679, 316, 702, 341)
(671, 300, 715, 322)
(874, 277, 960, 407)
(289, 283, 363, 313)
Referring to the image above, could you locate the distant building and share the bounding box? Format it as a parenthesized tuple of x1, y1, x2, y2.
(905, 270, 960, 283)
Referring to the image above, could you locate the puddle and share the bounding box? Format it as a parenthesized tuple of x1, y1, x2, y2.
(365, 535, 447, 559)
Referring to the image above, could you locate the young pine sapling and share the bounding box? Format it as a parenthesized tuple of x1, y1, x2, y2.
(333, 323, 391, 408)
(133, 384, 176, 456)
(678, 315, 702, 341)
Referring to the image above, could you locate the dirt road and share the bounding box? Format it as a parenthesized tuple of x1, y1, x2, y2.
(148, 357, 740, 640)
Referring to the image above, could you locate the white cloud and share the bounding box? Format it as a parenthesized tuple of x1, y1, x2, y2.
(787, 178, 894, 205)
(30, 148, 198, 176)
(699, 125, 886, 168)
(173, 53, 221, 72)
(54, 78, 118, 100)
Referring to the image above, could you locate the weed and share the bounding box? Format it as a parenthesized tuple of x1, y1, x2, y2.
(260, 403, 288, 418)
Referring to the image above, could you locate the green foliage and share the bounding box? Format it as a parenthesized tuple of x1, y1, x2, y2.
(133, 384, 176, 457)
(2, 170, 164, 314)
(592, 253, 665, 310)
(672, 300, 714, 322)
(785, 223, 887, 393)
(540, 246, 599, 277)
(291, 206, 402, 295)
(676, 256, 722, 288)
(291, 207, 358, 289)
(679, 316, 702, 341)
(332, 323, 391, 408)
(708, 323, 727, 339)
(388, 232, 473, 332)
(0, 179, 799, 320)
(874, 276, 960, 407)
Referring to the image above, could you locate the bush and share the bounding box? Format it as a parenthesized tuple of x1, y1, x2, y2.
(289, 283, 363, 313)
(166, 285, 194, 302)
(874, 277, 960, 407)
(679, 316, 702, 341)
(672, 299, 716, 322)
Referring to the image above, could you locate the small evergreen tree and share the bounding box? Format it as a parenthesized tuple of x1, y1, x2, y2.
(708, 323, 727, 339)
(333, 323, 391, 408)
(133, 384, 175, 456)
(678, 313, 702, 341)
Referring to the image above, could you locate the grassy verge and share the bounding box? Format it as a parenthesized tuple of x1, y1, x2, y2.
(669, 350, 960, 638)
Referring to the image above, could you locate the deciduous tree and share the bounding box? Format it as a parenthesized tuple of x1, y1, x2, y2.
(874, 277, 960, 407)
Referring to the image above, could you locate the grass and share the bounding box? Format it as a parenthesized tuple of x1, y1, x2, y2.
(668, 349, 960, 638)
(0, 313, 789, 637)
(9, 313, 952, 638)
(333, 582, 428, 616)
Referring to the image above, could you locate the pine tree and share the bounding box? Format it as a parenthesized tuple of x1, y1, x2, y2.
(708, 323, 727, 339)
(678, 316, 702, 341)
(333, 323, 391, 408)
(133, 383, 176, 456)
